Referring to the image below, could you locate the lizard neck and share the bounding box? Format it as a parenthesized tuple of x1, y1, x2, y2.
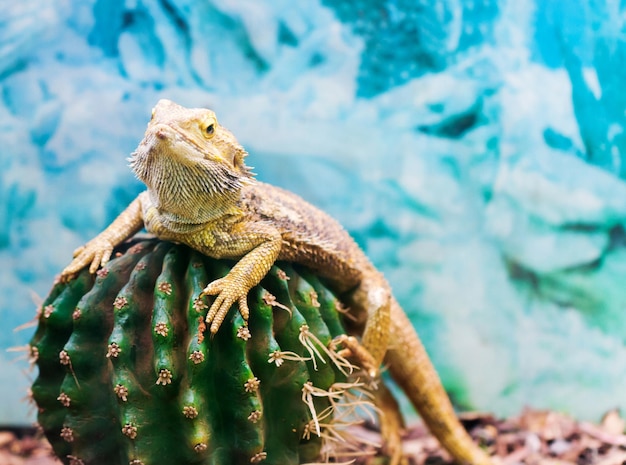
(147, 186, 244, 233)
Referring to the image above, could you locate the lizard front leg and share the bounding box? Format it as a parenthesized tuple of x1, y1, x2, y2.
(60, 194, 145, 281)
(199, 222, 282, 334)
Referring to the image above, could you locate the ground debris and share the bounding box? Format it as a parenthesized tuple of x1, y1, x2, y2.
(349, 408, 626, 465)
(0, 429, 59, 465)
(3, 408, 626, 464)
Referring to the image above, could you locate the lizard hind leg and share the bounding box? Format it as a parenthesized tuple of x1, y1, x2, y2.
(333, 335, 407, 465)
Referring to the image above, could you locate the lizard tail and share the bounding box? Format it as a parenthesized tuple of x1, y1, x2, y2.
(386, 300, 494, 465)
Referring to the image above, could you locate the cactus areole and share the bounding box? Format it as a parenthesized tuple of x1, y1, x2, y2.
(30, 239, 373, 465)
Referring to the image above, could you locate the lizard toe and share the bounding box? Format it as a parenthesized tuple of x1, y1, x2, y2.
(101, 249, 113, 267)
(209, 297, 234, 334)
(200, 278, 225, 298)
(238, 296, 250, 321)
(61, 256, 90, 280)
(205, 293, 225, 324)
(89, 253, 102, 274)
(59, 271, 75, 283)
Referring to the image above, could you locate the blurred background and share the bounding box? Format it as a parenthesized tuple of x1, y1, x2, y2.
(2, 0, 626, 425)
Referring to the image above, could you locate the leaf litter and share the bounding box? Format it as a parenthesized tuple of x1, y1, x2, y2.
(3, 408, 626, 464)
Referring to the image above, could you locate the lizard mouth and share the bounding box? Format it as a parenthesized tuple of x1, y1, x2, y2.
(129, 123, 206, 184)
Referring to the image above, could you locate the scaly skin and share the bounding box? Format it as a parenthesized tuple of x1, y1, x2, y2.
(61, 99, 494, 465)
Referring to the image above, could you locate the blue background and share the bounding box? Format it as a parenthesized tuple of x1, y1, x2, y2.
(2, 0, 626, 424)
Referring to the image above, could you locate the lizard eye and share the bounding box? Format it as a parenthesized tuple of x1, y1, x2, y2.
(205, 123, 215, 137)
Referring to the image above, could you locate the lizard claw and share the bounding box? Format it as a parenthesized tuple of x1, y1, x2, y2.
(201, 277, 250, 334)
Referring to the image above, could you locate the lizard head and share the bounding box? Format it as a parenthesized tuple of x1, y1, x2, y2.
(130, 99, 253, 204)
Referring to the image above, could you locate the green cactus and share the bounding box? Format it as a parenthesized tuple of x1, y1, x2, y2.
(29, 239, 373, 465)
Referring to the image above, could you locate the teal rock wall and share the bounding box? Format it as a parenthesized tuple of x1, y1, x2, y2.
(1, 0, 625, 424)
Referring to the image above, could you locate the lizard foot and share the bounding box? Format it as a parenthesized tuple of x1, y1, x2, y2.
(200, 276, 250, 334)
(59, 237, 115, 282)
(333, 335, 379, 379)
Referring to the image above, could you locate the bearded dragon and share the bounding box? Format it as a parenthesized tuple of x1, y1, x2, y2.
(61, 99, 493, 465)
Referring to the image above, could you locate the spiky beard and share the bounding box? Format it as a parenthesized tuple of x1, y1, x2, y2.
(129, 136, 249, 224)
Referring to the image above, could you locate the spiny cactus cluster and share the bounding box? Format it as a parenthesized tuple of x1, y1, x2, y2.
(29, 239, 374, 465)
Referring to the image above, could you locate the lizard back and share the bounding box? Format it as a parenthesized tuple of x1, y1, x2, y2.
(241, 181, 367, 291)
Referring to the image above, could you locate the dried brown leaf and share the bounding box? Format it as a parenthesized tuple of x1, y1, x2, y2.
(594, 450, 626, 465)
(579, 422, 626, 446)
(600, 409, 625, 436)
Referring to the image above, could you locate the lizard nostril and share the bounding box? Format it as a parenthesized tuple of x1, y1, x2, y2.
(156, 129, 167, 140)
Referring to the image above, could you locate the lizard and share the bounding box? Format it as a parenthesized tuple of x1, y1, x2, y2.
(60, 99, 494, 465)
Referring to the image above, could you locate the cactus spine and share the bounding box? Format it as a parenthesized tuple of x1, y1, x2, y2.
(30, 239, 373, 465)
